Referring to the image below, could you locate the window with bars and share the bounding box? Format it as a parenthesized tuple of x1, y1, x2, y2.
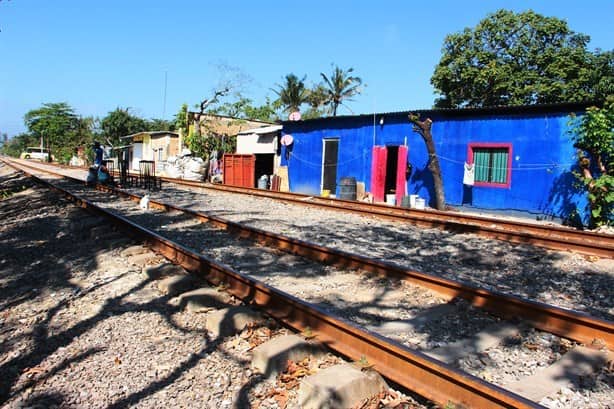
(468, 143, 512, 187)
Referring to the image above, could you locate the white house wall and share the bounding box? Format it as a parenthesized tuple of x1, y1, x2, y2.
(237, 133, 277, 154)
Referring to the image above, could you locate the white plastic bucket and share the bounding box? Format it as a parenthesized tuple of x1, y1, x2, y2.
(409, 194, 418, 208)
(415, 198, 426, 210)
(386, 194, 396, 205)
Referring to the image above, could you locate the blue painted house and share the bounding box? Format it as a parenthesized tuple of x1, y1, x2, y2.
(280, 103, 591, 224)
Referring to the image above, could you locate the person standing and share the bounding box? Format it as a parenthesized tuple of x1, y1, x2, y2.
(93, 141, 103, 166)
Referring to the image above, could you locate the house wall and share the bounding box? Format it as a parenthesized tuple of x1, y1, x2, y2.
(281, 108, 588, 223)
(150, 135, 180, 160)
(237, 133, 278, 154)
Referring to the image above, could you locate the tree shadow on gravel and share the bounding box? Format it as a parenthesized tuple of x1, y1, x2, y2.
(238, 217, 614, 322)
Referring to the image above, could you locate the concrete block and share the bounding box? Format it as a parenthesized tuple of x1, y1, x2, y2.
(120, 245, 149, 257)
(252, 334, 324, 378)
(205, 306, 264, 338)
(298, 363, 388, 409)
(144, 263, 186, 280)
(507, 346, 610, 401)
(157, 275, 196, 297)
(177, 288, 232, 312)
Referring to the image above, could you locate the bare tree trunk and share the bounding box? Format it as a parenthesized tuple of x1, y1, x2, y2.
(408, 114, 446, 211)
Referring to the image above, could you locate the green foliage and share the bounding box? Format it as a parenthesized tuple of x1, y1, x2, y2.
(0, 133, 37, 157)
(210, 96, 281, 122)
(184, 126, 235, 161)
(273, 73, 310, 114)
(174, 103, 189, 136)
(23, 102, 80, 163)
(146, 118, 175, 132)
(432, 9, 613, 108)
(320, 65, 363, 116)
(569, 100, 614, 226)
(100, 107, 147, 147)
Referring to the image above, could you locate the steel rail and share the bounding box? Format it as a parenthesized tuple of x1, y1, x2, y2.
(27, 161, 614, 258)
(160, 176, 614, 259)
(4, 160, 544, 408)
(7, 158, 613, 351)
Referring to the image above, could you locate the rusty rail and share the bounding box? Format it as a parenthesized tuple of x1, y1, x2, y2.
(7, 158, 613, 351)
(3, 159, 545, 408)
(21, 160, 614, 258)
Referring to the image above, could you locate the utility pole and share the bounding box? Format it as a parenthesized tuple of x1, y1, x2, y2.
(162, 70, 168, 119)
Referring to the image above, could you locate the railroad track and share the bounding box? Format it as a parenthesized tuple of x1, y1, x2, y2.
(3, 158, 613, 408)
(159, 175, 614, 259)
(48, 161, 614, 258)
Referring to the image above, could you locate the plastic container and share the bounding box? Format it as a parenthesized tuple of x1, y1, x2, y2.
(257, 175, 269, 189)
(321, 189, 330, 198)
(415, 198, 426, 210)
(338, 176, 357, 200)
(386, 194, 396, 205)
(410, 194, 419, 208)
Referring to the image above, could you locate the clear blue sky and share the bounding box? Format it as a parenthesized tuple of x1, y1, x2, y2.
(1, 0, 612, 137)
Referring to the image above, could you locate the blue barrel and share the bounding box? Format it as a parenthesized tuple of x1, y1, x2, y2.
(338, 176, 357, 200)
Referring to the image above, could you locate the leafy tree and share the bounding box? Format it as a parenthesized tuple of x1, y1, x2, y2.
(146, 118, 175, 132)
(273, 74, 309, 114)
(303, 83, 329, 119)
(320, 65, 363, 116)
(100, 107, 147, 147)
(569, 99, 613, 227)
(431, 9, 613, 108)
(24, 102, 79, 162)
(210, 96, 281, 122)
(1, 133, 37, 158)
(174, 103, 189, 136)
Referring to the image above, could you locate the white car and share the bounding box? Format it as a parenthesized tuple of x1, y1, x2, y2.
(20, 147, 54, 161)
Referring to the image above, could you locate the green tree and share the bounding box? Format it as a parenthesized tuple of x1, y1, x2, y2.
(569, 99, 613, 227)
(320, 65, 363, 116)
(24, 102, 79, 163)
(210, 96, 281, 122)
(273, 74, 309, 114)
(174, 103, 189, 136)
(431, 9, 613, 108)
(100, 108, 147, 147)
(146, 118, 175, 132)
(1, 133, 37, 158)
(303, 83, 329, 119)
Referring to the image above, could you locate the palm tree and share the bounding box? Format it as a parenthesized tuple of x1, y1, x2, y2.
(320, 65, 363, 116)
(273, 74, 309, 114)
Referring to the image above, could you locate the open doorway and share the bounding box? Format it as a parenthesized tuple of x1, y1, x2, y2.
(321, 139, 339, 194)
(254, 153, 274, 184)
(371, 145, 408, 203)
(385, 146, 399, 195)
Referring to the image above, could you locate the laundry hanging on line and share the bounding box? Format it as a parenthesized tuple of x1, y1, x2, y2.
(463, 162, 475, 186)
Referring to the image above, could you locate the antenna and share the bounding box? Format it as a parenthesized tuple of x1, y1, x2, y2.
(162, 70, 168, 119)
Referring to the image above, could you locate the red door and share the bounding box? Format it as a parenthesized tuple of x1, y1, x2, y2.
(371, 146, 387, 202)
(395, 146, 408, 205)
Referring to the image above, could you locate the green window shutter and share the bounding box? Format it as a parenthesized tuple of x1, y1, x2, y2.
(474, 149, 490, 182)
(472, 147, 509, 184)
(491, 149, 508, 183)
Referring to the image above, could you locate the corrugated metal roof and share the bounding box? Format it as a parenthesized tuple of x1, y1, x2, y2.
(237, 125, 283, 135)
(281, 101, 597, 125)
(120, 131, 179, 139)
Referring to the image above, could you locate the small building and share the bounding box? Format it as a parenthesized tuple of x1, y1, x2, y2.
(120, 131, 180, 170)
(236, 125, 282, 183)
(280, 102, 593, 224)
